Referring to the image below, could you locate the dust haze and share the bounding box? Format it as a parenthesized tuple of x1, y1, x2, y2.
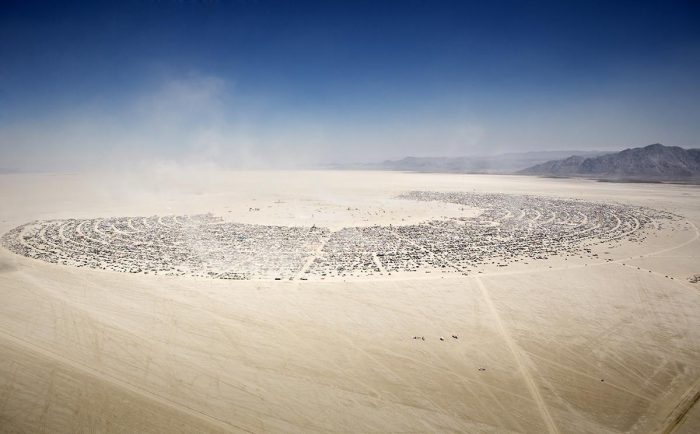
(2, 1, 700, 432)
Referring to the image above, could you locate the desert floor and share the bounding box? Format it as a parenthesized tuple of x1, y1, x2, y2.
(0, 170, 698, 433)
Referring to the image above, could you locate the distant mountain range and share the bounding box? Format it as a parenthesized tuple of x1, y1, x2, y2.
(519, 144, 700, 182)
(331, 150, 607, 174)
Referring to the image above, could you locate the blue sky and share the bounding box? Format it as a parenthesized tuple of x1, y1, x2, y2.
(1, 0, 699, 169)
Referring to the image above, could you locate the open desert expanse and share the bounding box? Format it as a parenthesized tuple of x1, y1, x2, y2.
(0, 170, 699, 433)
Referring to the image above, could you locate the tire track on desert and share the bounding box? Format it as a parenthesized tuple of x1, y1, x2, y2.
(475, 276, 560, 434)
(0, 329, 254, 433)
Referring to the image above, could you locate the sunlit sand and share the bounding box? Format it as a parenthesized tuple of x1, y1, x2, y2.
(1, 170, 698, 433)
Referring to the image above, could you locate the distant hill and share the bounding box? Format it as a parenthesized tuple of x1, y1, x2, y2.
(519, 144, 700, 182)
(346, 150, 608, 174)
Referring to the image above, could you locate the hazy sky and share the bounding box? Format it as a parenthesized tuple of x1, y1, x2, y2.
(1, 0, 699, 170)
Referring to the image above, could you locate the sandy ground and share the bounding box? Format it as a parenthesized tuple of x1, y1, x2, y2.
(0, 170, 698, 433)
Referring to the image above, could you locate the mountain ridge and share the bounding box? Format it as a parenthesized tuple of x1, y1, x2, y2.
(328, 150, 607, 173)
(519, 144, 700, 182)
